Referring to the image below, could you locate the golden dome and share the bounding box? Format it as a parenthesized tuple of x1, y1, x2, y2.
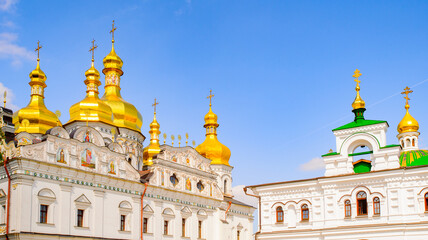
(398, 87, 419, 134)
(143, 99, 161, 166)
(68, 42, 114, 125)
(351, 69, 366, 110)
(101, 22, 143, 132)
(196, 91, 231, 166)
(12, 47, 60, 134)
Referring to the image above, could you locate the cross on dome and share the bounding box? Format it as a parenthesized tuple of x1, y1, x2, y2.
(401, 86, 413, 109)
(207, 90, 214, 106)
(110, 20, 117, 43)
(152, 98, 159, 113)
(35, 41, 42, 60)
(89, 39, 98, 61)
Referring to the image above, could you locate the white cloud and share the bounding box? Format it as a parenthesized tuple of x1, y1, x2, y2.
(232, 185, 258, 208)
(0, 32, 35, 66)
(299, 157, 325, 171)
(0, 82, 18, 111)
(0, 0, 18, 11)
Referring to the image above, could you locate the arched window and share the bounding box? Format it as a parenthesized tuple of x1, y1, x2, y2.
(357, 191, 368, 215)
(301, 204, 309, 221)
(224, 179, 228, 193)
(412, 138, 416, 147)
(276, 206, 284, 223)
(425, 193, 428, 211)
(344, 200, 351, 217)
(401, 140, 404, 148)
(373, 197, 380, 215)
(406, 139, 411, 147)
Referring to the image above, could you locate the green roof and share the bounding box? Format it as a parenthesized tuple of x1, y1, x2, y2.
(321, 151, 339, 157)
(333, 119, 387, 131)
(400, 150, 428, 167)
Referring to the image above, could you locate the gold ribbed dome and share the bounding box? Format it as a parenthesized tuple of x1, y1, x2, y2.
(398, 86, 419, 134)
(351, 69, 365, 110)
(196, 91, 231, 166)
(143, 99, 161, 166)
(12, 43, 60, 134)
(101, 21, 143, 132)
(68, 41, 114, 125)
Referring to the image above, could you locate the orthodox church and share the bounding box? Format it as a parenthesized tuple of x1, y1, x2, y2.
(0, 22, 254, 240)
(246, 70, 428, 240)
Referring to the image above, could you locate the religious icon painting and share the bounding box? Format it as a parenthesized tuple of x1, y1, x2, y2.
(186, 178, 192, 191)
(170, 174, 178, 187)
(18, 137, 32, 146)
(83, 130, 92, 143)
(56, 148, 66, 164)
(197, 181, 204, 192)
(172, 156, 177, 162)
(186, 158, 190, 165)
(81, 149, 95, 168)
(108, 161, 116, 174)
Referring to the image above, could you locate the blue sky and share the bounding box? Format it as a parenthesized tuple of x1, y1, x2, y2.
(2, 0, 428, 187)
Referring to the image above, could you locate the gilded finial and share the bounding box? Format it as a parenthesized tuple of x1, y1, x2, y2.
(207, 89, 214, 107)
(163, 133, 167, 144)
(35, 40, 42, 61)
(401, 86, 413, 110)
(185, 133, 189, 146)
(171, 135, 175, 146)
(192, 140, 196, 148)
(110, 20, 117, 43)
(397, 86, 419, 134)
(55, 110, 61, 127)
(3, 90, 6, 108)
(178, 135, 182, 147)
(89, 39, 98, 63)
(152, 98, 159, 114)
(351, 69, 365, 110)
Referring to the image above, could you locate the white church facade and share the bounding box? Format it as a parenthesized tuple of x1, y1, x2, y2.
(246, 70, 428, 240)
(0, 23, 254, 240)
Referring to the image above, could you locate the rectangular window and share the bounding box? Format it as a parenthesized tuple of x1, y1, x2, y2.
(198, 220, 202, 239)
(163, 220, 169, 235)
(143, 217, 148, 233)
(182, 218, 186, 237)
(40, 204, 48, 223)
(120, 215, 126, 231)
(357, 199, 368, 215)
(237, 230, 241, 240)
(77, 209, 84, 227)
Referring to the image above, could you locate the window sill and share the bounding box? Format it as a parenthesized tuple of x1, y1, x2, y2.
(275, 221, 284, 224)
(356, 214, 368, 218)
(118, 230, 131, 233)
(36, 222, 55, 227)
(181, 237, 190, 240)
(143, 232, 153, 236)
(163, 234, 173, 238)
(372, 214, 381, 217)
(74, 226, 89, 230)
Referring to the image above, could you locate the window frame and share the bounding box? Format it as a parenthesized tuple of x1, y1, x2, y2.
(77, 209, 84, 227)
(198, 220, 202, 239)
(163, 220, 169, 235)
(40, 204, 48, 224)
(276, 206, 284, 223)
(120, 214, 126, 231)
(357, 191, 368, 216)
(181, 218, 186, 237)
(344, 200, 351, 217)
(373, 197, 380, 215)
(143, 217, 148, 233)
(301, 204, 309, 221)
(425, 193, 428, 212)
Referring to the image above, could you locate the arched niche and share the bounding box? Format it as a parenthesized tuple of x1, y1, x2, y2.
(70, 126, 104, 147)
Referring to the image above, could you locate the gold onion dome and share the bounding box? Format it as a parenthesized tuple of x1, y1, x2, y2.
(143, 99, 161, 166)
(68, 40, 114, 125)
(101, 20, 143, 132)
(351, 69, 365, 110)
(12, 41, 59, 134)
(195, 91, 231, 166)
(397, 86, 419, 134)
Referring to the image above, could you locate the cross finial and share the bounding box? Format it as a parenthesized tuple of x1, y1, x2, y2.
(35, 40, 42, 60)
(89, 39, 98, 62)
(3, 90, 6, 108)
(353, 69, 362, 92)
(110, 20, 117, 43)
(207, 89, 214, 107)
(152, 98, 159, 114)
(401, 86, 413, 108)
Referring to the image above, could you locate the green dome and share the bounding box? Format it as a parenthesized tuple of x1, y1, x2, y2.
(400, 150, 428, 167)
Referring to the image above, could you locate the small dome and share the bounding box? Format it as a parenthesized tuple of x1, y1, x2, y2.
(397, 110, 419, 134)
(196, 105, 231, 166)
(102, 44, 123, 73)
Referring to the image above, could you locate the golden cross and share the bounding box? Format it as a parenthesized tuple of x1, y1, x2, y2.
(152, 98, 159, 113)
(89, 39, 98, 61)
(207, 89, 214, 106)
(401, 86, 413, 105)
(35, 41, 42, 60)
(110, 20, 117, 42)
(353, 69, 362, 84)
